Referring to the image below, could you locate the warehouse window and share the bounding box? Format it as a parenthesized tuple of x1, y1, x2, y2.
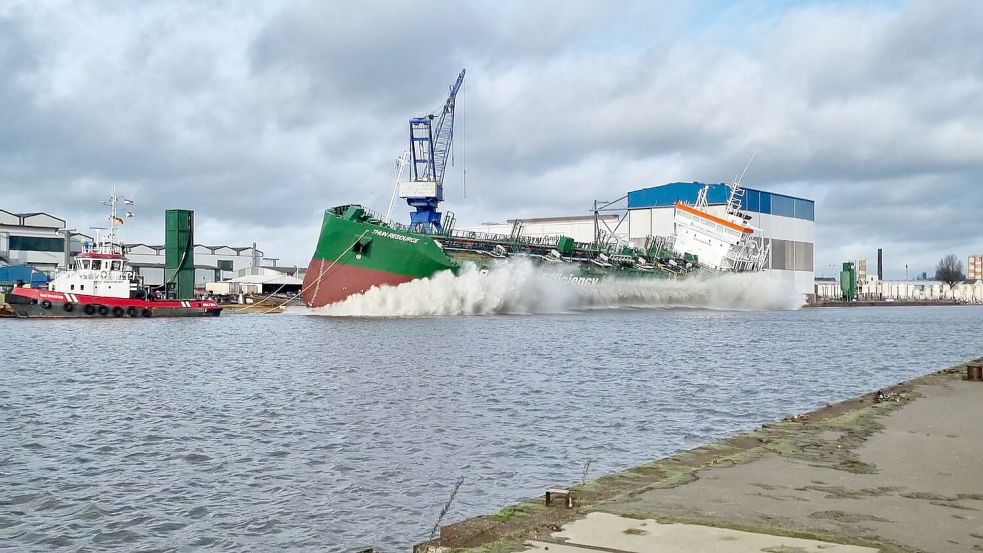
(759, 192, 772, 215)
(770, 239, 787, 270)
(794, 199, 815, 221)
(217, 260, 234, 271)
(771, 195, 795, 218)
(742, 189, 761, 212)
(9, 235, 64, 252)
(794, 242, 814, 271)
(769, 239, 814, 271)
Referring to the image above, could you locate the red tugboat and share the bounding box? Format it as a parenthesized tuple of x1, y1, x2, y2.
(7, 193, 221, 318)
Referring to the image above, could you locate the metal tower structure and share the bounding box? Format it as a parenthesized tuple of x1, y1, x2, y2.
(164, 209, 195, 299)
(399, 69, 465, 233)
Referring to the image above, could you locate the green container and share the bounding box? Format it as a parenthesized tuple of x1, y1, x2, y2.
(165, 209, 195, 299)
(556, 236, 575, 255)
(343, 205, 366, 221)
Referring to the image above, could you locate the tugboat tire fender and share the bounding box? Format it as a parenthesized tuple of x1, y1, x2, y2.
(40, 300, 52, 309)
(63, 302, 75, 312)
(141, 308, 152, 317)
(126, 307, 138, 317)
(84, 304, 96, 315)
(112, 306, 125, 317)
(97, 305, 109, 316)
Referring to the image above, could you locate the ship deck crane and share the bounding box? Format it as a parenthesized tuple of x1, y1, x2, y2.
(398, 69, 465, 233)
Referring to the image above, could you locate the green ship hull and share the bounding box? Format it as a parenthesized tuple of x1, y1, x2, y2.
(302, 205, 695, 308)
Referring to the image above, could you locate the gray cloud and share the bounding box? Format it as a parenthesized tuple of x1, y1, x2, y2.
(0, 0, 980, 277)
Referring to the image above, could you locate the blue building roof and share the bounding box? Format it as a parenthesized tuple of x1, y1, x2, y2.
(627, 182, 815, 221)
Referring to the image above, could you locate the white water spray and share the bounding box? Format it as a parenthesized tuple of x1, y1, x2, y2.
(310, 260, 803, 317)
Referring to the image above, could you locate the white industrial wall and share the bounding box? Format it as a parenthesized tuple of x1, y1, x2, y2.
(463, 216, 622, 244)
(0, 224, 65, 271)
(132, 267, 222, 287)
(126, 247, 261, 286)
(814, 280, 983, 303)
(126, 250, 259, 271)
(628, 205, 815, 297)
(767, 269, 814, 298)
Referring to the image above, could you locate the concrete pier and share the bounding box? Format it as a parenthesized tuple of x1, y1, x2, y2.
(421, 359, 983, 553)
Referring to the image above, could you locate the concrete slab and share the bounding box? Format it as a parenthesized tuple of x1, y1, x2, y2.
(604, 379, 983, 552)
(519, 512, 876, 552)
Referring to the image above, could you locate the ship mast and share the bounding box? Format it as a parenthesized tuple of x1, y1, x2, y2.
(726, 150, 757, 217)
(97, 187, 134, 255)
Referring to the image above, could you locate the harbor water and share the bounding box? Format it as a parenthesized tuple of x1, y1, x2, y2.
(2, 296, 982, 551)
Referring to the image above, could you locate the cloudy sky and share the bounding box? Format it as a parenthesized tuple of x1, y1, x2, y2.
(1, 0, 980, 278)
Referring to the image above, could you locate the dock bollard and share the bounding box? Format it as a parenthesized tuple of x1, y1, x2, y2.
(967, 363, 983, 381)
(545, 488, 574, 508)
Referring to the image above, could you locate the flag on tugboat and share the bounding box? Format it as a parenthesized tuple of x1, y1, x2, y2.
(111, 215, 124, 225)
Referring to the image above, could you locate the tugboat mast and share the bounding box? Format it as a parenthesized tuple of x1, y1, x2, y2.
(96, 188, 134, 255)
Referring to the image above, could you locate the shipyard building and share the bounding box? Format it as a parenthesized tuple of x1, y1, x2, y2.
(0, 209, 91, 272)
(626, 183, 815, 296)
(124, 243, 267, 286)
(463, 182, 816, 297)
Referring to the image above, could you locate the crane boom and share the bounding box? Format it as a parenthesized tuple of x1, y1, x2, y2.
(431, 69, 465, 186)
(400, 69, 466, 233)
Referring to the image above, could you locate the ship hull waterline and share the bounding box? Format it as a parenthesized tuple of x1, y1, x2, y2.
(6, 288, 222, 318)
(301, 260, 418, 308)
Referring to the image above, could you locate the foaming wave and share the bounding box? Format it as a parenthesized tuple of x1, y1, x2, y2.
(579, 271, 803, 311)
(310, 260, 803, 317)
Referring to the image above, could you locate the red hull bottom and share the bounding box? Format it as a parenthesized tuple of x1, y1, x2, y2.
(302, 260, 415, 308)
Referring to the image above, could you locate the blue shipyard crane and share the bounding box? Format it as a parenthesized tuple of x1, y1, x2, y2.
(399, 69, 465, 233)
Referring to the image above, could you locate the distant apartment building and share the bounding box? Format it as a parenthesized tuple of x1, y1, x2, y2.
(970, 255, 983, 280)
(854, 258, 869, 282)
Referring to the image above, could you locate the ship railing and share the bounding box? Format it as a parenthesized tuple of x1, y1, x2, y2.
(333, 205, 416, 233)
(363, 208, 412, 232)
(340, 204, 691, 264)
(440, 228, 571, 249)
(723, 236, 770, 272)
(645, 234, 676, 259)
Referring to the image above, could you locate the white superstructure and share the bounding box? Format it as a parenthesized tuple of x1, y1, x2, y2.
(669, 183, 769, 271)
(47, 191, 142, 299)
